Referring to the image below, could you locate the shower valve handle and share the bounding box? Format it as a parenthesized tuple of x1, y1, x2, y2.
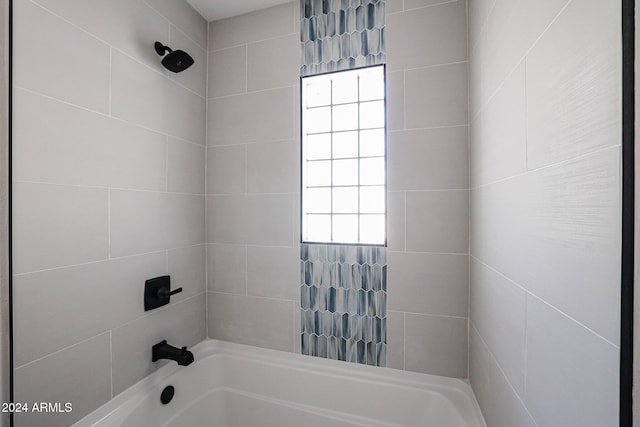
(158, 287, 183, 299)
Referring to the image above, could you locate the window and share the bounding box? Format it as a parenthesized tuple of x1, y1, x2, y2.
(301, 66, 386, 245)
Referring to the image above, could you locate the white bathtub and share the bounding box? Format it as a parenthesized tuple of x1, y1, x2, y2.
(73, 339, 486, 427)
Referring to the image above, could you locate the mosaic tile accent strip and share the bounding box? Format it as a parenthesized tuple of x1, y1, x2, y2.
(300, 244, 387, 366)
(300, 0, 386, 76)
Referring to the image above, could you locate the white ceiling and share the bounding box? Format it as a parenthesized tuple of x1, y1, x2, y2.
(186, 0, 293, 21)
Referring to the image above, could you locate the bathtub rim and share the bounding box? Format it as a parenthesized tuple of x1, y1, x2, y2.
(73, 338, 486, 427)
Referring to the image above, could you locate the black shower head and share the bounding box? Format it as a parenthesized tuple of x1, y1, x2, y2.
(154, 41, 194, 73)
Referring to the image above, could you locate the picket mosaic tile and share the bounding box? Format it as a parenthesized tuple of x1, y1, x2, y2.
(300, 244, 387, 366)
(300, 0, 386, 76)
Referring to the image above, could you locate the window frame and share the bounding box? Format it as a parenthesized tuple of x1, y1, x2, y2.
(299, 64, 388, 247)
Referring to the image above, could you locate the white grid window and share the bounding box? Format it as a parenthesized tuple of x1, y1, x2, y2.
(301, 66, 386, 245)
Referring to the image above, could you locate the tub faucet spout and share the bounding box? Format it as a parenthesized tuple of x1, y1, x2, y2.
(152, 340, 194, 366)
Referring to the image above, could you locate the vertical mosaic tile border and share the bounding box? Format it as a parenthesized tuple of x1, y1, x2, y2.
(300, 244, 387, 366)
(300, 0, 386, 76)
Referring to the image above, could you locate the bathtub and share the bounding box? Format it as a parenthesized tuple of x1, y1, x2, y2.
(73, 339, 486, 427)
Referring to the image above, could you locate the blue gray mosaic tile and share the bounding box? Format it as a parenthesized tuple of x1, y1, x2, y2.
(300, 244, 387, 366)
(300, 0, 386, 76)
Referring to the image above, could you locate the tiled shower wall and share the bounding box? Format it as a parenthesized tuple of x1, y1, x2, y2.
(12, 1, 207, 425)
(206, 3, 302, 352)
(385, 0, 469, 378)
(207, 0, 470, 379)
(468, 0, 621, 425)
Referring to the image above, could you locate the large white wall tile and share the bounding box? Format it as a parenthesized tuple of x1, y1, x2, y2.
(386, 71, 405, 131)
(404, 63, 468, 128)
(388, 252, 468, 317)
(15, 333, 111, 427)
(246, 141, 299, 193)
(207, 244, 247, 294)
(471, 148, 621, 344)
(168, 244, 206, 301)
(208, 3, 295, 51)
(110, 190, 205, 257)
(208, 46, 247, 98)
(469, 0, 569, 116)
(525, 297, 619, 427)
(386, 311, 405, 370)
(468, 0, 496, 52)
(469, 258, 526, 395)
(208, 87, 294, 146)
(14, 252, 166, 367)
(169, 25, 208, 96)
(470, 62, 526, 187)
(388, 127, 469, 191)
(247, 246, 299, 301)
(144, 0, 208, 49)
(207, 244, 247, 295)
(387, 0, 467, 71)
(526, 0, 621, 169)
(207, 145, 246, 194)
(386, 192, 405, 251)
(168, 138, 206, 194)
(111, 295, 206, 395)
(13, 183, 108, 274)
(405, 190, 469, 253)
(30, 0, 170, 71)
(208, 293, 294, 352)
(14, 89, 166, 191)
(247, 34, 298, 91)
(14, 0, 110, 112)
(404, 313, 468, 377)
(469, 327, 537, 427)
(111, 51, 206, 144)
(207, 194, 293, 245)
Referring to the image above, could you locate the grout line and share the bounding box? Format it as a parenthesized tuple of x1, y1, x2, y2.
(208, 290, 298, 305)
(469, 0, 575, 122)
(108, 48, 113, 115)
(387, 124, 469, 133)
(207, 82, 296, 101)
(15, 331, 111, 371)
(386, 0, 457, 16)
(244, 245, 248, 296)
(468, 0, 498, 54)
(207, 31, 299, 54)
(466, 0, 471, 380)
(27, 0, 206, 100)
(107, 190, 111, 259)
(109, 330, 113, 398)
(402, 312, 406, 370)
(165, 136, 169, 192)
(400, 311, 468, 320)
(14, 179, 207, 197)
(470, 255, 620, 349)
(403, 192, 407, 251)
(470, 144, 621, 190)
(14, 85, 206, 147)
(204, 21, 210, 340)
(390, 60, 469, 74)
(141, 0, 208, 51)
(470, 322, 540, 426)
(245, 44, 249, 93)
(14, 244, 206, 277)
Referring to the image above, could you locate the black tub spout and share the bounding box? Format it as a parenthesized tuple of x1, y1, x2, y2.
(152, 340, 194, 366)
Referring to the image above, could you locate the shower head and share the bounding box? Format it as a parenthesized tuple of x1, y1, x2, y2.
(154, 42, 194, 73)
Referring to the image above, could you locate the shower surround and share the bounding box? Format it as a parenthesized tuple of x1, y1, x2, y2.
(8, 0, 623, 426)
